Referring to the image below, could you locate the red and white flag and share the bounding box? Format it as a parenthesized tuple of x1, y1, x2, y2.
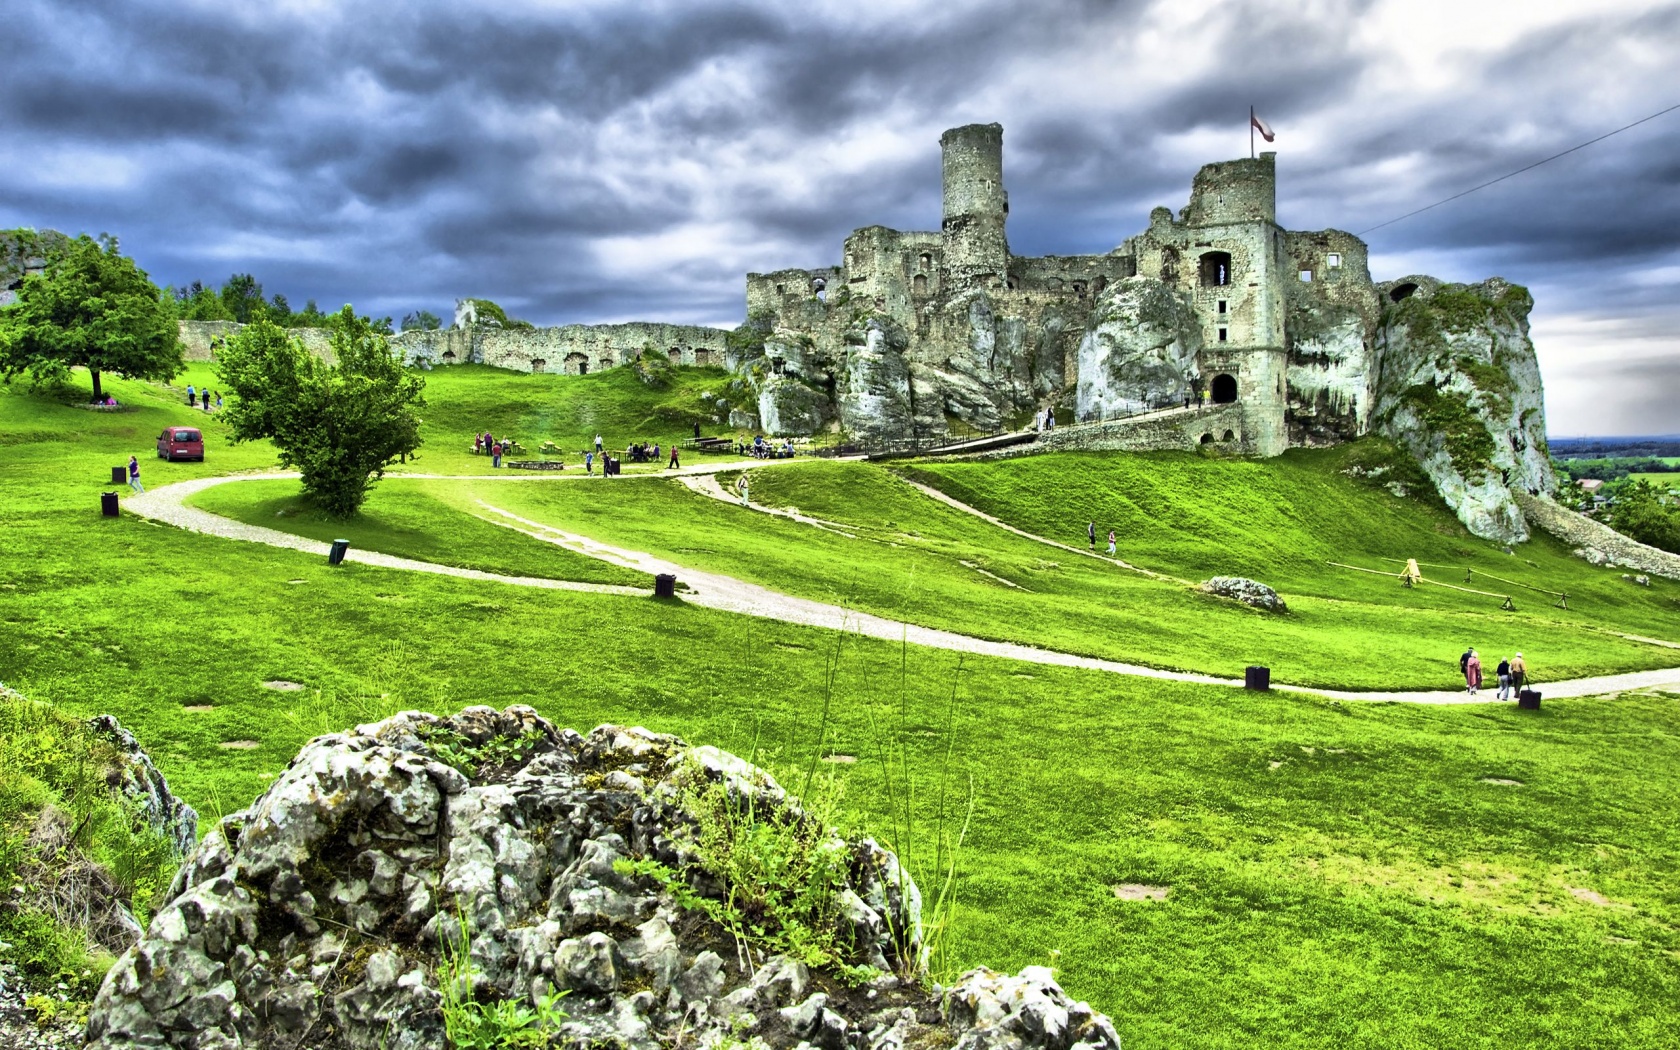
(1251, 111, 1275, 142)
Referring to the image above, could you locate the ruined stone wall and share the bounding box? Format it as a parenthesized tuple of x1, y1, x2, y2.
(1282, 230, 1382, 444)
(177, 320, 336, 363)
(177, 319, 727, 374)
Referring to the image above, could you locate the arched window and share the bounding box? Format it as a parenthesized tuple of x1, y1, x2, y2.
(441, 350, 457, 364)
(1199, 251, 1233, 287)
(530, 358, 546, 373)
(1390, 282, 1418, 302)
(1221, 429, 1236, 442)
(1200, 433, 1215, 444)
(919, 253, 931, 270)
(913, 274, 928, 295)
(564, 352, 588, 375)
(1211, 373, 1238, 403)
(669, 348, 682, 364)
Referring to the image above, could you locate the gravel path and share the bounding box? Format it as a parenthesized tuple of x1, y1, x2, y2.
(125, 471, 1680, 705)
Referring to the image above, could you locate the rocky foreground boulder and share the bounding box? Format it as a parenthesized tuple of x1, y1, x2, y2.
(88, 706, 1122, 1050)
(1198, 576, 1288, 613)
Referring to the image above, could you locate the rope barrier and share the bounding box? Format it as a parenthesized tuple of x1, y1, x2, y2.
(1389, 559, 1567, 597)
(1328, 562, 1515, 604)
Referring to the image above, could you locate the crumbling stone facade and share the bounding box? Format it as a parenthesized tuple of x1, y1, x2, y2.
(736, 123, 1552, 542)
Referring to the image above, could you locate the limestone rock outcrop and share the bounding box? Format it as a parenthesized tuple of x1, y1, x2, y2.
(1076, 278, 1201, 420)
(87, 714, 199, 855)
(1370, 279, 1554, 544)
(88, 706, 1122, 1050)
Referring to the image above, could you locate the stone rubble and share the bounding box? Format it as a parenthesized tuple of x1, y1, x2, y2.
(87, 706, 1123, 1050)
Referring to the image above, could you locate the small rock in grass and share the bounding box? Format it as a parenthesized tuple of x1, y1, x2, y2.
(1197, 576, 1288, 613)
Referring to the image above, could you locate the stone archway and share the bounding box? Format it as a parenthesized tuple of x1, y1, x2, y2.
(1211, 373, 1238, 404)
(564, 352, 589, 375)
(530, 358, 546, 374)
(1222, 429, 1236, 442)
(1200, 433, 1215, 444)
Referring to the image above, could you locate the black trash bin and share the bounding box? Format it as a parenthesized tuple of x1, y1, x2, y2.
(1244, 665, 1271, 691)
(328, 538, 350, 566)
(101, 491, 119, 517)
(111, 465, 127, 484)
(654, 573, 676, 598)
(1518, 689, 1541, 710)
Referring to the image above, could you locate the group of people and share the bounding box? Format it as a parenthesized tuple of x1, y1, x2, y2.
(1087, 521, 1118, 556)
(738, 435, 796, 459)
(474, 431, 516, 467)
(1460, 648, 1530, 698)
(185, 384, 222, 412)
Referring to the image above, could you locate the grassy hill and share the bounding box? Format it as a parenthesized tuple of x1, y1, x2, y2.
(3, 368, 1680, 1049)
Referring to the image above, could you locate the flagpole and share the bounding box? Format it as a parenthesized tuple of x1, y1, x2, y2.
(1250, 105, 1255, 159)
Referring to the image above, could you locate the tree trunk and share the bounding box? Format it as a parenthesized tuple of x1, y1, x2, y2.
(90, 370, 104, 401)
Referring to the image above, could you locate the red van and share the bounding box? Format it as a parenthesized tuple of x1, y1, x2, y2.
(156, 426, 204, 461)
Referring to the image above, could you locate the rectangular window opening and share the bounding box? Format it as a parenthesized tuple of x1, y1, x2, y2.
(1217, 300, 1227, 314)
(1217, 328, 1228, 342)
(1327, 253, 1342, 269)
(1299, 270, 1313, 282)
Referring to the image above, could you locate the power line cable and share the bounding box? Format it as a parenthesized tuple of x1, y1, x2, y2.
(1357, 101, 1680, 236)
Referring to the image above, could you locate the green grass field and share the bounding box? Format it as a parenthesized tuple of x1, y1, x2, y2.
(3, 367, 1680, 1049)
(188, 451, 1680, 689)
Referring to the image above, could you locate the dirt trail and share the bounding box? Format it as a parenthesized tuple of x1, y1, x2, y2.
(126, 471, 1680, 705)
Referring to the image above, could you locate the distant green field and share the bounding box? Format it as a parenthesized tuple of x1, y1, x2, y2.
(5, 369, 1680, 1050)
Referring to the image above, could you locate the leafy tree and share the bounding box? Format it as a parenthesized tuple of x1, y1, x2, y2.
(292, 299, 327, 328)
(1607, 480, 1680, 554)
(269, 293, 292, 322)
(215, 307, 425, 516)
(401, 310, 442, 331)
(174, 281, 235, 322)
(463, 298, 533, 330)
(220, 273, 267, 324)
(0, 234, 183, 401)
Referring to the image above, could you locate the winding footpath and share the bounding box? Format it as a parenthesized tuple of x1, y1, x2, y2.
(124, 468, 1680, 706)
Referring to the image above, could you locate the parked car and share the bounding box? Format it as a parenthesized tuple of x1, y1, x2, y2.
(156, 426, 204, 461)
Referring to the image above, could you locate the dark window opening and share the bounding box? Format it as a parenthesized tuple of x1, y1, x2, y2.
(1200, 433, 1215, 444)
(1217, 300, 1227, 314)
(1211, 373, 1238, 403)
(771, 358, 785, 375)
(1199, 251, 1233, 287)
(1390, 282, 1418, 302)
(1093, 276, 1108, 295)
(919, 253, 931, 270)
(564, 353, 589, 375)
(1006, 277, 1020, 290)
(1218, 328, 1228, 342)
(1222, 429, 1235, 442)
(578, 361, 589, 375)
(775, 284, 785, 295)
(1073, 282, 1087, 296)
(811, 277, 826, 291)
(913, 274, 928, 295)
(441, 351, 457, 363)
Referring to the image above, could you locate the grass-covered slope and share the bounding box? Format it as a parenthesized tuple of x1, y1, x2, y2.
(4, 371, 1680, 1049)
(188, 478, 649, 587)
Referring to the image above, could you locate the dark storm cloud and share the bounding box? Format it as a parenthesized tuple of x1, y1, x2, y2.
(2, 0, 1678, 432)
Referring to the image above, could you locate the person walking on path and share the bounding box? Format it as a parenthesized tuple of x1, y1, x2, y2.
(201, 388, 210, 410)
(1510, 653, 1527, 695)
(594, 433, 603, 454)
(1496, 656, 1513, 700)
(1459, 647, 1473, 680)
(585, 450, 594, 475)
(214, 393, 223, 411)
(1465, 649, 1482, 695)
(1088, 521, 1096, 551)
(127, 455, 143, 494)
(491, 441, 502, 469)
(187, 383, 196, 406)
(737, 473, 750, 506)
(668, 446, 680, 469)
(1106, 529, 1117, 556)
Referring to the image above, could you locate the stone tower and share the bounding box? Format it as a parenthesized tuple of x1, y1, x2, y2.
(940, 123, 1009, 289)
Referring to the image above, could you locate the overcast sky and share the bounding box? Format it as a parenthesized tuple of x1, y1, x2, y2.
(4, 0, 1678, 435)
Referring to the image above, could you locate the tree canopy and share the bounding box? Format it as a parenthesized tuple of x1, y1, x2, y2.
(215, 308, 426, 516)
(0, 234, 182, 400)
